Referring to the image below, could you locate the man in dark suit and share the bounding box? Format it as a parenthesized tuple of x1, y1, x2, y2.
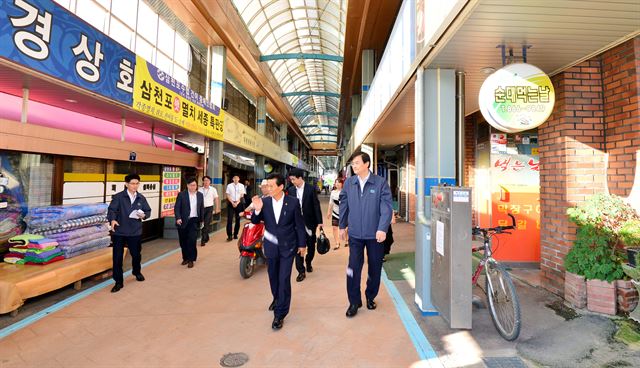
(107, 173, 152, 293)
(287, 168, 323, 282)
(251, 173, 306, 330)
(174, 177, 205, 268)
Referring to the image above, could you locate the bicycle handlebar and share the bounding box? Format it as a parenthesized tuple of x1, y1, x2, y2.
(472, 213, 517, 235)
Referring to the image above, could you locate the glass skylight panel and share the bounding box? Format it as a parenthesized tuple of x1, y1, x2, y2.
(157, 18, 175, 56)
(243, 1, 262, 19)
(174, 35, 191, 69)
(135, 36, 155, 63)
(248, 13, 267, 34)
(76, 0, 108, 32)
(292, 9, 307, 20)
(109, 16, 134, 49)
(112, 0, 138, 28)
(137, 1, 158, 44)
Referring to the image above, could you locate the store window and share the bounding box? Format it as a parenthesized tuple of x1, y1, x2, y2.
(0, 152, 54, 253)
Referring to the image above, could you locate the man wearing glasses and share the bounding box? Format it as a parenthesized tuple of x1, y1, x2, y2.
(107, 173, 152, 293)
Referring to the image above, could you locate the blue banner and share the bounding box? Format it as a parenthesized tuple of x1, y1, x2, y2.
(0, 0, 135, 105)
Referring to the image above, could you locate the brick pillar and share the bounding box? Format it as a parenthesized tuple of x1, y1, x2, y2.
(539, 60, 607, 296)
(602, 37, 640, 196)
(464, 115, 477, 223)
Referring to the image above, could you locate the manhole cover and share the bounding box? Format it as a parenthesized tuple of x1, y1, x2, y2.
(482, 357, 527, 368)
(220, 352, 249, 367)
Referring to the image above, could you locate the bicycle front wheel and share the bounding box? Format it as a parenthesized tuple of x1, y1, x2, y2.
(485, 260, 521, 341)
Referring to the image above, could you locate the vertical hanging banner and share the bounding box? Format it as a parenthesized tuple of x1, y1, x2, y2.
(133, 56, 224, 140)
(161, 166, 181, 217)
(0, 0, 135, 105)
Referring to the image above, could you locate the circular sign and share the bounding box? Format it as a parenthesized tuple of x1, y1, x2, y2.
(263, 163, 273, 173)
(479, 63, 555, 133)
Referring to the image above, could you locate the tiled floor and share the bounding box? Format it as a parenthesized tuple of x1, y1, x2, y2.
(0, 213, 422, 368)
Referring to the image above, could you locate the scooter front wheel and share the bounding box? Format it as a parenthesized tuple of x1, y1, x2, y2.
(240, 256, 255, 279)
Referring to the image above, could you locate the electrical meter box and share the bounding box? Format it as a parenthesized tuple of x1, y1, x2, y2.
(430, 186, 473, 329)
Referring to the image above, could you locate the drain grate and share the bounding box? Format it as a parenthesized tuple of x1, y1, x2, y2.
(482, 357, 528, 368)
(220, 352, 249, 367)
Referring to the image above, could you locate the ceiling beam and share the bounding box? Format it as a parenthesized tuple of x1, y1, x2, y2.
(282, 91, 341, 98)
(294, 112, 338, 117)
(309, 149, 339, 156)
(260, 53, 344, 62)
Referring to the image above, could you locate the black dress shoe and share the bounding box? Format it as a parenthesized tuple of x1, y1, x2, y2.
(268, 300, 276, 311)
(296, 273, 306, 282)
(200, 242, 206, 247)
(226, 237, 233, 242)
(111, 284, 123, 293)
(188, 261, 194, 268)
(306, 264, 313, 273)
(366, 299, 377, 310)
(134, 273, 145, 282)
(272, 317, 284, 330)
(181, 260, 188, 265)
(233, 235, 238, 239)
(346, 303, 361, 318)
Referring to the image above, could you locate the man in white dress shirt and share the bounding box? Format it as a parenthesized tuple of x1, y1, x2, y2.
(225, 175, 246, 241)
(199, 176, 220, 246)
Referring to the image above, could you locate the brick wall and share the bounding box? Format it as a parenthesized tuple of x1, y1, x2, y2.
(539, 59, 607, 295)
(464, 115, 477, 223)
(602, 38, 640, 197)
(539, 37, 639, 296)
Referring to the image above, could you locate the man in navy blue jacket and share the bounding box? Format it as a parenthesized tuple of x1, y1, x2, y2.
(251, 173, 306, 330)
(107, 173, 152, 293)
(174, 177, 205, 269)
(339, 152, 393, 317)
(287, 168, 323, 282)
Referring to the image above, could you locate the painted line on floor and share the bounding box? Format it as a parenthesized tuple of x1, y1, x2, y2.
(0, 226, 230, 340)
(382, 268, 444, 367)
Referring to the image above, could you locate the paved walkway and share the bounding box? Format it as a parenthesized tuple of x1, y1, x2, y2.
(0, 215, 428, 367)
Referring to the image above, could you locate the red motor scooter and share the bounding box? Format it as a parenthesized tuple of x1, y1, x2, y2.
(237, 209, 266, 278)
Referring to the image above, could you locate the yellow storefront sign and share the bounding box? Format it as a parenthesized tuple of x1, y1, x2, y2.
(223, 114, 298, 167)
(132, 56, 224, 140)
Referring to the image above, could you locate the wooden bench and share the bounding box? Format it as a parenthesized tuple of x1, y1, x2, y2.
(0, 247, 122, 316)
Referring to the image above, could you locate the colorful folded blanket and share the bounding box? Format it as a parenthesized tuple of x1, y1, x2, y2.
(25, 248, 62, 259)
(4, 256, 24, 264)
(29, 238, 59, 245)
(56, 232, 110, 248)
(26, 204, 108, 228)
(24, 255, 65, 265)
(26, 242, 59, 249)
(8, 234, 44, 245)
(28, 215, 108, 235)
(47, 224, 109, 242)
(61, 236, 111, 258)
(9, 246, 29, 253)
(23, 252, 64, 263)
(21, 245, 57, 253)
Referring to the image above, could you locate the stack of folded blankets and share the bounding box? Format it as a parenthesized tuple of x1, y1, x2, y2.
(24, 204, 111, 259)
(4, 236, 64, 265)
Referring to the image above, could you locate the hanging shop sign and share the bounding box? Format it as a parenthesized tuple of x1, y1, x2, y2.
(0, 0, 135, 105)
(223, 114, 299, 167)
(479, 63, 555, 133)
(133, 56, 224, 140)
(161, 166, 180, 217)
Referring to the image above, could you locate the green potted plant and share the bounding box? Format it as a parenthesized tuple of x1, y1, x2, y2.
(620, 219, 640, 267)
(564, 194, 639, 314)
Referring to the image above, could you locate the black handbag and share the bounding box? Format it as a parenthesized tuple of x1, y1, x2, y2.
(316, 228, 330, 255)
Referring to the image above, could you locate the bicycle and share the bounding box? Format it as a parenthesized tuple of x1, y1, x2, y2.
(471, 213, 521, 341)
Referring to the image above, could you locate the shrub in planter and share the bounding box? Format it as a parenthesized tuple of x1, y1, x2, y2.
(565, 194, 639, 283)
(620, 220, 640, 267)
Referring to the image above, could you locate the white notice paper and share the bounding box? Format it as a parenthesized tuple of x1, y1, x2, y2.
(436, 221, 445, 256)
(453, 190, 469, 203)
(129, 209, 144, 219)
